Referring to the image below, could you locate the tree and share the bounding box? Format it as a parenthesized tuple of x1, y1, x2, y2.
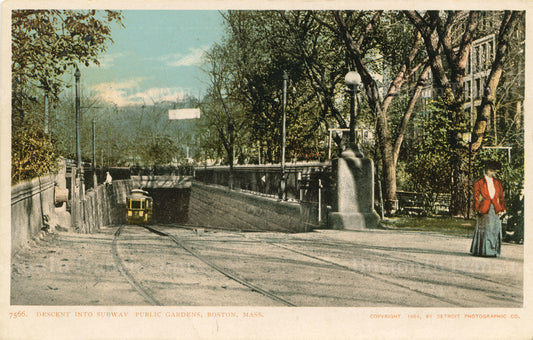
(404, 10, 523, 216)
(403, 99, 453, 204)
(11, 10, 123, 183)
(472, 11, 524, 149)
(202, 40, 252, 186)
(142, 137, 180, 166)
(318, 11, 431, 213)
(203, 11, 434, 214)
(277, 11, 350, 147)
(12, 10, 123, 120)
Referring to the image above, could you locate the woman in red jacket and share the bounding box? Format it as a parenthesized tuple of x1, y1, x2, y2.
(470, 161, 506, 257)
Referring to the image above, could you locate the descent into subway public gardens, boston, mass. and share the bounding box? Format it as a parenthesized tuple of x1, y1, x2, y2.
(5, 6, 528, 340)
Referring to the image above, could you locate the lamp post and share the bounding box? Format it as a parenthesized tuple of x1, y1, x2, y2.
(329, 70, 380, 230)
(75, 67, 81, 169)
(280, 71, 288, 200)
(460, 131, 473, 219)
(345, 70, 362, 155)
(75, 66, 84, 199)
(92, 119, 97, 188)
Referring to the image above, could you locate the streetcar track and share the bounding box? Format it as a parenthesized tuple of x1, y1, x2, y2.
(157, 225, 464, 306)
(243, 236, 467, 307)
(172, 226, 517, 306)
(114, 225, 293, 306)
(271, 241, 521, 305)
(250, 237, 521, 299)
(181, 228, 520, 290)
(115, 223, 520, 307)
(112, 226, 162, 306)
(142, 225, 296, 307)
(306, 234, 522, 289)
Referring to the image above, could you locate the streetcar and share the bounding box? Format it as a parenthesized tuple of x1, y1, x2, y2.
(126, 189, 153, 224)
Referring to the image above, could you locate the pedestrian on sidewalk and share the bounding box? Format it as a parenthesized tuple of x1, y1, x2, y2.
(470, 160, 506, 257)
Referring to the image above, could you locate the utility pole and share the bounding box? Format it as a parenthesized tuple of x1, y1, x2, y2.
(44, 93, 49, 135)
(279, 71, 288, 201)
(75, 66, 84, 199)
(71, 66, 85, 231)
(92, 119, 97, 188)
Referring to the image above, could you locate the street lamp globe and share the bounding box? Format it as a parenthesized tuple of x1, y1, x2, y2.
(345, 70, 361, 87)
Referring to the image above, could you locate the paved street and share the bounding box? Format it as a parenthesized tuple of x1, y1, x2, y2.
(11, 225, 522, 307)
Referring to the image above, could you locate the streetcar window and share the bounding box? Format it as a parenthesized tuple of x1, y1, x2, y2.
(131, 200, 142, 209)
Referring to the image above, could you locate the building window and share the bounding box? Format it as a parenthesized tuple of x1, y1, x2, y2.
(475, 78, 481, 99)
(465, 81, 471, 101)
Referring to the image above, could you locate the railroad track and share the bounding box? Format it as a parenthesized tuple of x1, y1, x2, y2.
(111, 226, 162, 305)
(191, 225, 519, 290)
(113, 224, 519, 307)
(112, 224, 295, 306)
(248, 238, 520, 306)
(167, 225, 511, 307)
(205, 231, 468, 307)
(147, 224, 464, 306)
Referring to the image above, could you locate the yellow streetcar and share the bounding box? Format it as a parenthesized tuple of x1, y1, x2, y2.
(126, 189, 153, 224)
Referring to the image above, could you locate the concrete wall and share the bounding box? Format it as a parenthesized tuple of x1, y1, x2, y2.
(12, 169, 319, 255)
(11, 173, 133, 254)
(189, 182, 315, 232)
(78, 180, 132, 233)
(11, 174, 66, 255)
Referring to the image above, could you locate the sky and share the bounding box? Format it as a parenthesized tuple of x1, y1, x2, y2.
(81, 10, 225, 107)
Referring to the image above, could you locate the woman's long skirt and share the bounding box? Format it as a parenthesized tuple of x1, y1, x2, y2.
(470, 204, 502, 257)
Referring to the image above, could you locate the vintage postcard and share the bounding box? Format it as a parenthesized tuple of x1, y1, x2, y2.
(1, 0, 531, 339)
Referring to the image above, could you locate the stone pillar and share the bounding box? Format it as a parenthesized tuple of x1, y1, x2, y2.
(329, 148, 380, 229)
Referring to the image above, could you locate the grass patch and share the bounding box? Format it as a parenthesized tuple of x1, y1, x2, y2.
(381, 216, 476, 237)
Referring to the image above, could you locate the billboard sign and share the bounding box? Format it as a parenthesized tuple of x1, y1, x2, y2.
(168, 108, 201, 120)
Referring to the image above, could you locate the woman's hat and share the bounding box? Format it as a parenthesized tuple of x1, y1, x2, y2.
(485, 160, 501, 171)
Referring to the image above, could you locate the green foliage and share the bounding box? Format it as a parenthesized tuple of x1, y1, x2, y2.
(11, 125, 58, 183)
(141, 138, 180, 166)
(88, 100, 197, 167)
(12, 10, 123, 98)
(11, 10, 123, 184)
(402, 99, 453, 197)
(382, 216, 476, 236)
(200, 10, 386, 165)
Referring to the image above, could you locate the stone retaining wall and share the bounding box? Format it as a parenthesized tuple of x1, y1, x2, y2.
(189, 182, 314, 232)
(12, 174, 318, 255)
(11, 175, 133, 254)
(11, 174, 63, 255)
(78, 180, 132, 233)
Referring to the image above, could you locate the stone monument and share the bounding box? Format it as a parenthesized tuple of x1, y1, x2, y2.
(329, 148, 380, 229)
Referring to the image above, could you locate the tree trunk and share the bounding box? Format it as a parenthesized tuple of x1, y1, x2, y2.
(381, 142, 397, 213)
(332, 10, 427, 215)
(450, 148, 471, 217)
(472, 11, 521, 151)
(405, 10, 480, 217)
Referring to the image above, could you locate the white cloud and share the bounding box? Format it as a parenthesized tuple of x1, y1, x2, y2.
(159, 46, 208, 67)
(97, 53, 125, 69)
(92, 79, 186, 106)
(91, 78, 144, 106)
(128, 87, 186, 104)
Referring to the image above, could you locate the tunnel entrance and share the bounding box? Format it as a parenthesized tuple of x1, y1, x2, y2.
(144, 188, 190, 224)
